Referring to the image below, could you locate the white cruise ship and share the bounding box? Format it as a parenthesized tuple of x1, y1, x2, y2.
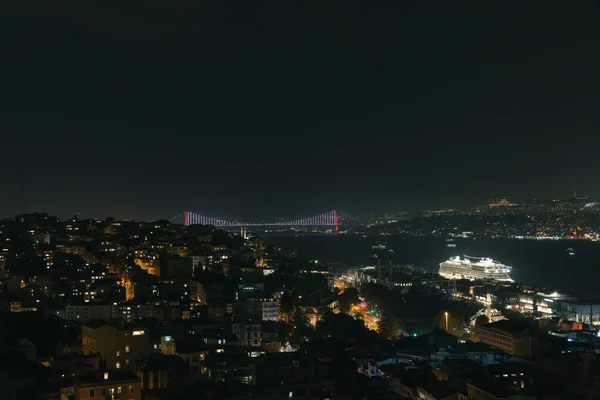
(439, 256, 513, 282)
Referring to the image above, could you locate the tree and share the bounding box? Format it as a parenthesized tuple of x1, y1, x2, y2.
(338, 287, 359, 313)
(470, 315, 490, 342)
(378, 315, 400, 339)
(435, 311, 467, 336)
(277, 323, 293, 342)
(361, 282, 388, 306)
(6, 233, 36, 255)
(9, 254, 46, 277)
(289, 310, 313, 352)
(280, 293, 294, 314)
(52, 252, 87, 274)
(317, 312, 374, 343)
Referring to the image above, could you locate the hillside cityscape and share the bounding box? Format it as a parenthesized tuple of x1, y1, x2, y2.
(0, 202, 600, 399)
(370, 197, 600, 240)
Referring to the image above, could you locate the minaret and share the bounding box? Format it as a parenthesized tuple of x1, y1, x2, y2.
(388, 250, 393, 290)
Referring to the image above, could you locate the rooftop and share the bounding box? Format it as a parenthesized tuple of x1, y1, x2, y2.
(563, 296, 600, 306)
(173, 339, 210, 354)
(83, 319, 148, 331)
(484, 361, 530, 375)
(418, 380, 460, 399)
(83, 319, 111, 329)
(135, 354, 188, 372)
(468, 378, 534, 399)
(481, 319, 530, 335)
(75, 371, 139, 386)
(456, 341, 499, 353)
(442, 358, 480, 371)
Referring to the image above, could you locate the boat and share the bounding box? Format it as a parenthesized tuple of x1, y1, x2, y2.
(566, 248, 576, 257)
(439, 256, 513, 282)
(372, 243, 387, 250)
(447, 243, 457, 248)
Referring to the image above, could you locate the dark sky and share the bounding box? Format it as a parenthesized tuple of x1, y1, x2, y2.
(2, 1, 600, 220)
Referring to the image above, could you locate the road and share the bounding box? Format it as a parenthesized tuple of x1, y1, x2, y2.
(335, 277, 380, 332)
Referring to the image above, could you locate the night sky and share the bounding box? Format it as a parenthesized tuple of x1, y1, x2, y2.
(2, 1, 599, 220)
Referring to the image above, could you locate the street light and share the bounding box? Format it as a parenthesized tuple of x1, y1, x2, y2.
(444, 311, 449, 332)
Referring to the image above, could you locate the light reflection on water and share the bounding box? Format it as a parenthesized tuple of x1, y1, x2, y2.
(262, 234, 599, 295)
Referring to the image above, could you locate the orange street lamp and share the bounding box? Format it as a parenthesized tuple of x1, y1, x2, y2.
(444, 311, 449, 332)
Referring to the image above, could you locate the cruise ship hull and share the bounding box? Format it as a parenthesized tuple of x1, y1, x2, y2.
(439, 256, 513, 282)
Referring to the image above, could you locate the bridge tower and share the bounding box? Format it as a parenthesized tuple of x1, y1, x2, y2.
(334, 209, 339, 232)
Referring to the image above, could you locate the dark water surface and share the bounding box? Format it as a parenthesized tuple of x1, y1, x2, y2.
(262, 234, 600, 296)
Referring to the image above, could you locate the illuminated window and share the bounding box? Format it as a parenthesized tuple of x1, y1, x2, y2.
(116, 351, 120, 356)
(125, 359, 129, 365)
(116, 362, 121, 369)
(125, 345, 130, 353)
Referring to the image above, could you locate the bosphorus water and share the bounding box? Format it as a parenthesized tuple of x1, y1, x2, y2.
(263, 234, 600, 296)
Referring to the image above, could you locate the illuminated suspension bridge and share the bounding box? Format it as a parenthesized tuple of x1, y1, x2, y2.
(172, 210, 363, 230)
